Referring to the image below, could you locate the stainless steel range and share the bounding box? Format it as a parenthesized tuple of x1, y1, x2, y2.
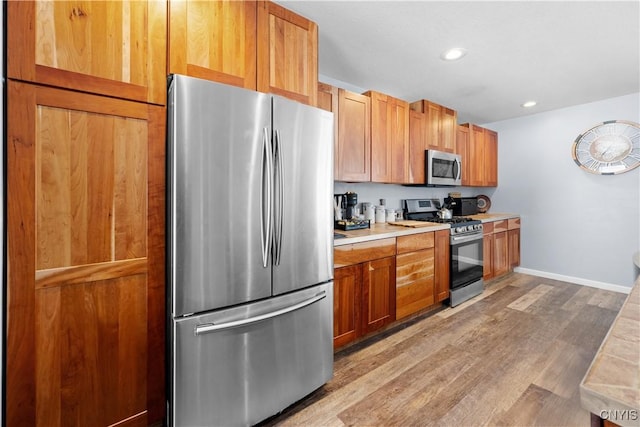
(404, 199, 484, 307)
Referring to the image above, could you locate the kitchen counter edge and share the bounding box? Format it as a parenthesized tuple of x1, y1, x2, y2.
(333, 213, 520, 246)
(579, 277, 640, 427)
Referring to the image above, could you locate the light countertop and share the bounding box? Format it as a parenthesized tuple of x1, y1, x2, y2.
(333, 213, 520, 246)
(580, 278, 640, 426)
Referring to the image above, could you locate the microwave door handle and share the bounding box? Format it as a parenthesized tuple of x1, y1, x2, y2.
(455, 158, 461, 181)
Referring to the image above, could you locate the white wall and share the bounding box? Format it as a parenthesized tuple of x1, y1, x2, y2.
(484, 93, 640, 289)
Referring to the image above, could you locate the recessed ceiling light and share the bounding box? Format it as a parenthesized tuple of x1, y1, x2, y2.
(521, 101, 537, 108)
(440, 48, 467, 61)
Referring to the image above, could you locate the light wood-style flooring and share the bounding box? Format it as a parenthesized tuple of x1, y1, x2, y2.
(261, 273, 627, 427)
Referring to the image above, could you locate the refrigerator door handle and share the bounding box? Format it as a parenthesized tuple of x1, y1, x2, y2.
(261, 127, 273, 268)
(193, 291, 327, 335)
(274, 130, 284, 265)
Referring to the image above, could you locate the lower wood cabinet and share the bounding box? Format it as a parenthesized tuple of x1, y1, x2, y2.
(483, 218, 520, 281)
(333, 264, 362, 348)
(334, 238, 396, 348)
(434, 229, 451, 302)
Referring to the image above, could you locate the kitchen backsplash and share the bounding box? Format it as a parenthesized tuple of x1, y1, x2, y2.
(334, 181, 496, 213)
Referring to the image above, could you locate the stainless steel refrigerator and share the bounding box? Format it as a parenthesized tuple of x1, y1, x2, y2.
(167, 75, 334, 426)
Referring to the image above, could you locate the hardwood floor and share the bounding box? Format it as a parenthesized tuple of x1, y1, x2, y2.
(261, 273, 627, 427)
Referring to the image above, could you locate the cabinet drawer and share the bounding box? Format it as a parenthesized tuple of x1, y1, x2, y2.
(397, 232, 435, 254)
(508, 218, 521, 230)
(493, 220, 508, 233)
(334, 238, 396, 268)
(483, 222, 494, 234)
(396, 276, 435, 319)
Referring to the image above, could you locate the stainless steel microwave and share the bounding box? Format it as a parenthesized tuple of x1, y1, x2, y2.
(425, 149, 461, 186)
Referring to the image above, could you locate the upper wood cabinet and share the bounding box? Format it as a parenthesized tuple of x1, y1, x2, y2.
(456, 124, 471, 186)
(336, 89, 371, 182)
(318, 82, 339, 175)
(408, 110, 426, 183)
(168, 0, 257, 90)
(410, 99, 458, 153)
(364, 91, 410, 183)
(257, 1, 318, 105)
(6, 81, 166, 427)
(459, 123, 499, 187)
(8, 0, 167, 105)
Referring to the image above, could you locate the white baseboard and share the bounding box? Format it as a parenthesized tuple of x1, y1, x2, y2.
(513, 267, 632, 295)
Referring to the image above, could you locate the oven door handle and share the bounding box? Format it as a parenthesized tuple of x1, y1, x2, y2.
(451, 233, 484, 244)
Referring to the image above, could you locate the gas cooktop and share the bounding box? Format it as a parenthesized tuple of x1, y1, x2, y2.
(414, 216, 476, 224)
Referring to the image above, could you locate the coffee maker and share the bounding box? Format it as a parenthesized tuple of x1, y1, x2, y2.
(343, 192, 358, 219)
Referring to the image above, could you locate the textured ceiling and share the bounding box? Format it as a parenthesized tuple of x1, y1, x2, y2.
(277, 1, 640, 124)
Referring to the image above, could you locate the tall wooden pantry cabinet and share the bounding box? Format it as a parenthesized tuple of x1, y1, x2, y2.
(6, 1, 167, 425)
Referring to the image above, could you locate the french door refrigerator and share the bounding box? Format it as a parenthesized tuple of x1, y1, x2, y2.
(167, 75, 334, 426)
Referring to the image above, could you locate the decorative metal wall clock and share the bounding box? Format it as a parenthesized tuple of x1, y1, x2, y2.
(571, 120, 640, 174)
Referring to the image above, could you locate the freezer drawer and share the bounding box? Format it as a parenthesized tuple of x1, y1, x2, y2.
(170, 282, 333, 427)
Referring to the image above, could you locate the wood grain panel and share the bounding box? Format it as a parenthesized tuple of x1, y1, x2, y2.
(493, 220, 508, 233)
(509, 228, 521, 268)
(392, 99, 410, 183)
(145, 105, 167, 423)
(7, 81, 38, 426)
(337, 89, 371, 182)
(396, 248, 435, 319)
(257, 1, 318, 105)
(35, 258, 147, 289)
(456, 125, 471, 185)
(367, 91, 392, 183)
(168, 0, 257, 90)
(363, 257, 396, 333)
(334, 265, 362, 348)
(493, 231, 510, 277)
(396, 277, 435, 320)
(7, 81, 165, 426)
(508, 217, 521, 230)
(396, 249, 435, 285)
(408, 110, 426, 183)
(434, 229, 450, 302)
(334, 238, 396, 268)
(35, 105, 148, 269)
(485, 129, 498, 186)
(34, 276, 147, 426)
(8, 0, 167, 104)
(397, 232, 435, 254)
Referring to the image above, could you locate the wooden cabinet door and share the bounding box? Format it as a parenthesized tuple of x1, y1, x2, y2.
(456, 125, 471, 186)
(362, 257, 396, 333)
(318, 82, 339, 175)
(441, 107, 458, 153)
(368, 91, 393, 183)
(493, 231, 510, 277)
(483, 234, 493, 280)
(367, 91, 409, 183)
(408, 110, 426, 184)
(391, 99, 410, 183)
(484, 129, 498, 186)
(425, 101, 442, 151)
(8, 1, 167, 105)
(257, 1, 318, 105)
(434, 229, 451, 302)
(508, 228, 521, 268)
(337, 89, 371, 182)
(333, 265, 362, 349)
(468, 124, 486, 186)
(6, 81, 166, 427)
(168, 0, 257, 90)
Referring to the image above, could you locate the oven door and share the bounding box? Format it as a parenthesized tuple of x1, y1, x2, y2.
(450, 232, 484, 289)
